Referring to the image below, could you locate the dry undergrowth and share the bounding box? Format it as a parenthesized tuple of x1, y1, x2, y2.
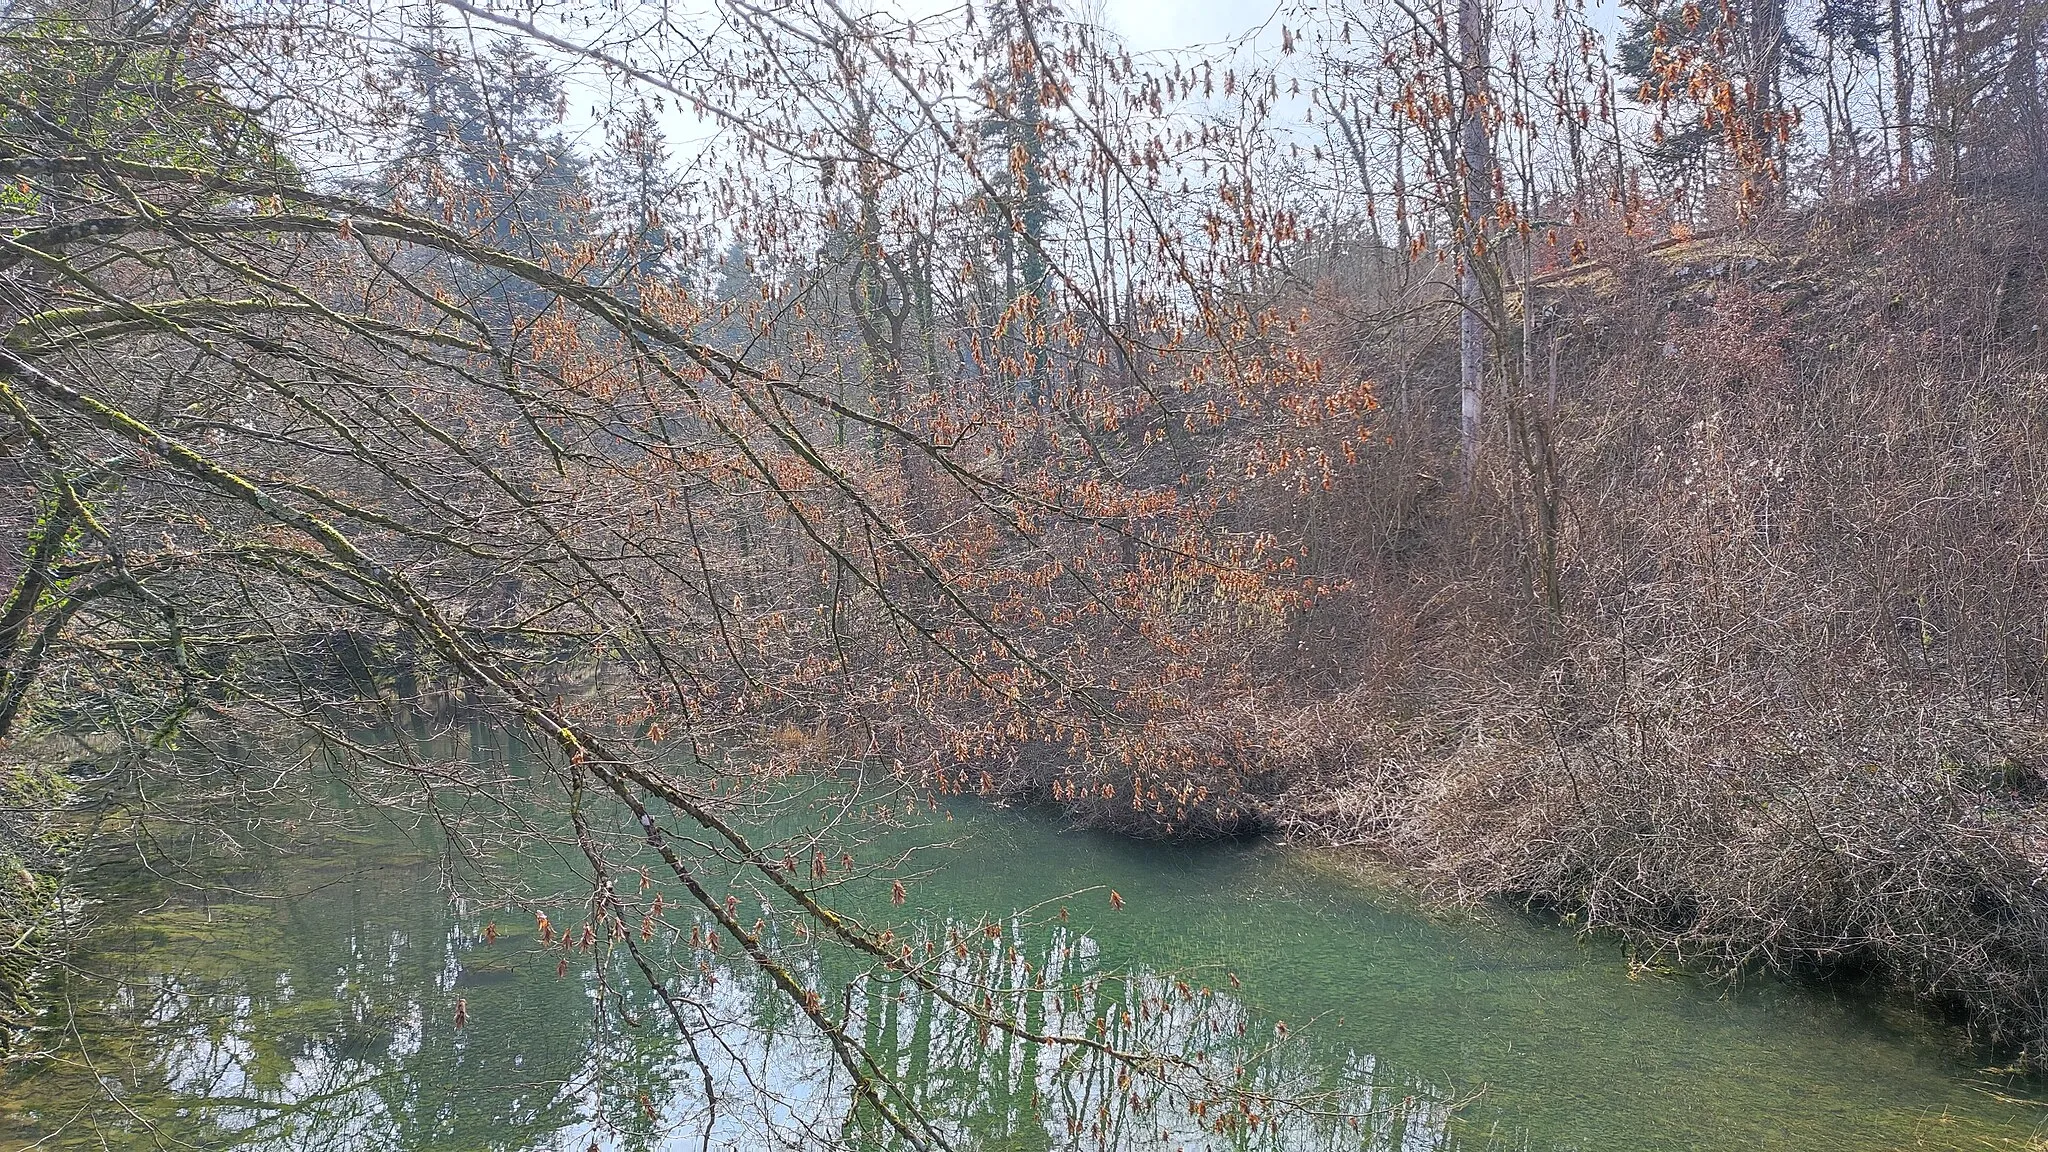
(1034, 185, 2048, 1063)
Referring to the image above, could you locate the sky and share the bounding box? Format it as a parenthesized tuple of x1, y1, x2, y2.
(1097, 0, 1285, 52)
(1101, 0, 1633, 53)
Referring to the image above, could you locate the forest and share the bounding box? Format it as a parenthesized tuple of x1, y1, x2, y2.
(1, 0, 2045, 1147)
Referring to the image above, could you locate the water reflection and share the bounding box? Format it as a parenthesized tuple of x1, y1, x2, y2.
(829, 921, 1453, 1152)
(7, 725, 2046, 1151)
(1, 822, 1450, 1151)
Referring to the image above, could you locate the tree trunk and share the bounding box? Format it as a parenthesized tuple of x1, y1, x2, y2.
(1892, 0, 1916, 185)
(1458, 0, 1492, 494)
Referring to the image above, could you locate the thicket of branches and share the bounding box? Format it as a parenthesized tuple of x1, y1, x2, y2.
(0, 0, 1357, 1138)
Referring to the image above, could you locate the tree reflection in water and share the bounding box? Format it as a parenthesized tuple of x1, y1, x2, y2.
(5, 810, 1450, 1152)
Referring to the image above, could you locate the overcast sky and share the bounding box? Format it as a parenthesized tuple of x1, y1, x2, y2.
(1098, 0, 1283, 52)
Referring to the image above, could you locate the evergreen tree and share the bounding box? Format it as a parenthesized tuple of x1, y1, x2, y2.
(377, 16, 593, 316)
(975, 0, 1058, 403)
(595, 99, 685, 290)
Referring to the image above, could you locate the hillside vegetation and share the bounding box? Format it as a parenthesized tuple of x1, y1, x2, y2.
(1049, 185, 2048, 1060)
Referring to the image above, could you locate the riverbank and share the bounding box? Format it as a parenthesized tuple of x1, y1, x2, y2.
(1015, 184, 2048, 1068)
(0, 745, 73, 1051)
(1292, 701, 2046, 1059)
(1010, 694, 2048, 1070)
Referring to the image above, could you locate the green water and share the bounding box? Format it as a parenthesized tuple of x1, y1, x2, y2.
(2, 738, 2044, 1151)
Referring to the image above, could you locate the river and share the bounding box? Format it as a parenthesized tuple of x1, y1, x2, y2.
(2, 724, 2044, 1150)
